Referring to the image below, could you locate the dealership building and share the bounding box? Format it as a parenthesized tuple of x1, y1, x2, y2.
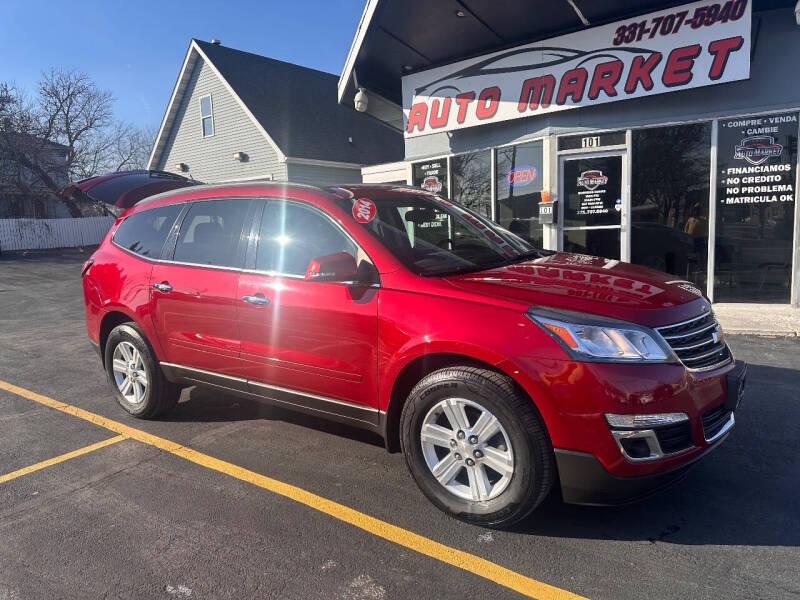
(339, 0, 800, 306)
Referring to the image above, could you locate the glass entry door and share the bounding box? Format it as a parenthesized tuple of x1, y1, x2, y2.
(560, 152, 627, 260)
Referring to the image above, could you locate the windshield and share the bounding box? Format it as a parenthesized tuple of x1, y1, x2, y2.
(334, 189, 548, 276)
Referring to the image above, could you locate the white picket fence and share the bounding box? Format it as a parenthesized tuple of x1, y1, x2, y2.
(0, 217, 116, 252)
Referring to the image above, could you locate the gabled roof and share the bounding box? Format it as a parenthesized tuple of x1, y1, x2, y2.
(149, 39, 403, 170)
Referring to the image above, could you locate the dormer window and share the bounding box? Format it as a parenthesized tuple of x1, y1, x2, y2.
(200, 95, 214, 137)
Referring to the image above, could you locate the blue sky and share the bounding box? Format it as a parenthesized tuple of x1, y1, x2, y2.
(0, 0, 364, 129)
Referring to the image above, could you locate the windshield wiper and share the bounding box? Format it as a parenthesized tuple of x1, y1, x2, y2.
(428, 259, 511, 278)
(501, 248, 555, 265)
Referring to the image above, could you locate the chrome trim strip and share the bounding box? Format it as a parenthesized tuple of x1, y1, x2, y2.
(160, 361, 379, 414)
(704, 412, 735, 443)
(681, 344, 728, 362)
(611, 429, 664, 462)
(670, 336, 717, 352)
(611, 428, 695, 463)
(161, 362, 247, 383)
(114, 241, 380, 286)
(659, 321, 717, 340)
(683, 355, 733, 373)
(655, 311, 711, 332)
(248, 379, 380, 413)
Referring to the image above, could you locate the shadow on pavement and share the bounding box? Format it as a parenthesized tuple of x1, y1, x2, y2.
(165, 385, 385, 448)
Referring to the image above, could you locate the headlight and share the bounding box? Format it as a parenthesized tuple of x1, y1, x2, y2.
(526, 307, 673, 363)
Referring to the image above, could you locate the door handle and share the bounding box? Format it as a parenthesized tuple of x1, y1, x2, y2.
(242, 293, 270, 306)
(153, 281, 173, 292)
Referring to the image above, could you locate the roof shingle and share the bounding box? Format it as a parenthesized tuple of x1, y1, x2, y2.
(194, 39, 403, 165)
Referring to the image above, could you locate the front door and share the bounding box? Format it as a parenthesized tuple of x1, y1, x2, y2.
(150, 197, 254, 376)
(560, 152, 628, 261)
(236, 199, 379, 426)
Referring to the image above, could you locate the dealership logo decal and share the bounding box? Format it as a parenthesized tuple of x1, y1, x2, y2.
(577, 170, 608, 190)
(402, 0, 751, 138)
(421, 175, 443, 193)
(506, 165, 538, 188)
(734, 135, 783, 166)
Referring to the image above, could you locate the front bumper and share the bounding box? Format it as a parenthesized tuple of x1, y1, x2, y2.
(555, 359, 746, 505)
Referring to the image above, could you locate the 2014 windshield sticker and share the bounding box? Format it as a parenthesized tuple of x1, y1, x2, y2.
(352, 198, 377, 223)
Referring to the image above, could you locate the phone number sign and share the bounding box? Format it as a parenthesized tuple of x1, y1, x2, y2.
(402, 0, 751, 138)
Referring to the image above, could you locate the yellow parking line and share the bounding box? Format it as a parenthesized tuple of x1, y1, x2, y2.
(0, 434, 126, 484)
(0, 379, 587, 600)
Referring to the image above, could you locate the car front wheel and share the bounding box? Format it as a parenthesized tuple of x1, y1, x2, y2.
(400, 366, 555, 528)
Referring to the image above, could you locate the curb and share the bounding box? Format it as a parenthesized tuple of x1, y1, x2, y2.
(725, 330, 799, 338)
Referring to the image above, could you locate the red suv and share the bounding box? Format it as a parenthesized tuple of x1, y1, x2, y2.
(82, 182, 745, 527)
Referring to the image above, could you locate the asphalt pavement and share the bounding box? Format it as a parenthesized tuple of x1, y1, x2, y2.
(0, 248, 798, 600)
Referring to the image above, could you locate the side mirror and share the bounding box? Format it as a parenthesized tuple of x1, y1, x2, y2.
(304, 252, 359, 283)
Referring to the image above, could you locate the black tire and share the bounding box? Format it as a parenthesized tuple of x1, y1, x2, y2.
(104, 323, 179, 419)
(400, 366, 555, 528)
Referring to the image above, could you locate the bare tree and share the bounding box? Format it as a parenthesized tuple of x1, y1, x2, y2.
(0, 69, 154, 216)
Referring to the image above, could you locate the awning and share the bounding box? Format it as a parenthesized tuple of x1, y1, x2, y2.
(338, 0, 794, 130)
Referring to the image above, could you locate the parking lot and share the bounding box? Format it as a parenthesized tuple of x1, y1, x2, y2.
(0, 248, 798, 600)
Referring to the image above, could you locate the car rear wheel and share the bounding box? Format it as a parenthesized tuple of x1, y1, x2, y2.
(400, 366, 555, 528)
(105, 323, 179, 419)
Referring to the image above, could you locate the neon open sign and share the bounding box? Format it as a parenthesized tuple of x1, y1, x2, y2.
(506, 165, 538, 188)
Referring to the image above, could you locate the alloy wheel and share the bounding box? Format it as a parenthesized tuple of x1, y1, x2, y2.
(111, 341, 148, 404)
(420, 397, 515, 501)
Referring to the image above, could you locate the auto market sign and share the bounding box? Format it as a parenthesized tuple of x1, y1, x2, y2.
(402, 0, 751, 138)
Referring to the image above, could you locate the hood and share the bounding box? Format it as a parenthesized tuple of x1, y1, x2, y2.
(61, 170, 198, 213)
(445, 253, 709, 327)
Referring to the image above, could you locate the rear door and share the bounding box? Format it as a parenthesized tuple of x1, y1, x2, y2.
(237, 199, 380, 424)
(150, 197, 255, 377)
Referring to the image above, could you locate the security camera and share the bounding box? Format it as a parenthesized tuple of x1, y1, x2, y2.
(354, 87, 368, 112)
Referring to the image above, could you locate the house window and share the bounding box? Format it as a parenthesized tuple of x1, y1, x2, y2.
(200, 95, 214, 137)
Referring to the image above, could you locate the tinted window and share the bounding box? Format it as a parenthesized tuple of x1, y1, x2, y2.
(714, 112, 798, 303)
(632, 123, 711, 291)
(334, 192, 542, 277)
(412, 159, 448, 197)
(173, 199, 252, 267)
(496, 141, 544, 246)
(451, 151, 491, 217)
(256, 201, 357, 276)
(113, 204, 182, 258)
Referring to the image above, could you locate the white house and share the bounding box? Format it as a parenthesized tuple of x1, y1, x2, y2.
(148, 39, 403, 185)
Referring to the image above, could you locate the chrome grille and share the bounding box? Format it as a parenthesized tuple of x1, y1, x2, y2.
(656, 311, 732, 371)
(702, 404, 732, 440)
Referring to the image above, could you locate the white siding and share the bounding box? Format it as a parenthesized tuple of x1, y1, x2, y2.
(286, 162, 362, 186)
(155, 58, 286, 183)
(0, 217, 114, 251)
(361, 161, 409, 184)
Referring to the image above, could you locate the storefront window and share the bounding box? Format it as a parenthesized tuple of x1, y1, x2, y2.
(631, 123, 711, 290)
(412, 160, 448, 197)
(564, 228, 620, 260)
(451, 151, 491, 217)
(714, 113, 798, 303)
(496, 141, 544, 246)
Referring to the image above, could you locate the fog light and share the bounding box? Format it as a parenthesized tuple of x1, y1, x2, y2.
(605, 413, 688, 429)
(619, 437, 652, 459)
